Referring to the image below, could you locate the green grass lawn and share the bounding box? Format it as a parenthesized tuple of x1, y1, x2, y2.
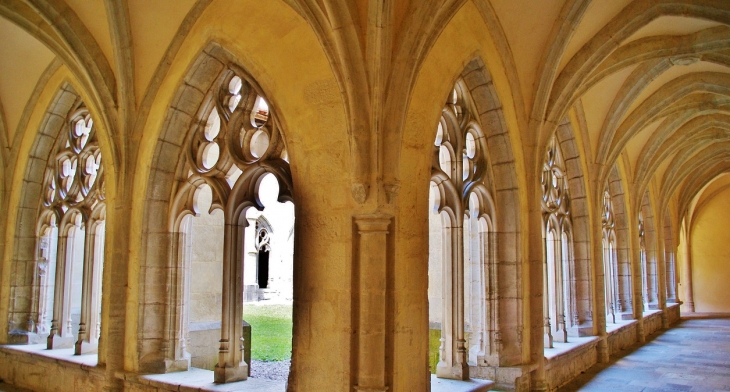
(244, 304, 293, 362)
(429, 329, 440, 374)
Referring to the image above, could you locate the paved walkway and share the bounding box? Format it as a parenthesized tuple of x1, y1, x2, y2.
(560, 315, 730, 392)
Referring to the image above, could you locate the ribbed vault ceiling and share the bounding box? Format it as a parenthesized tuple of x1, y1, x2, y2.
(0, 0, 729, 219)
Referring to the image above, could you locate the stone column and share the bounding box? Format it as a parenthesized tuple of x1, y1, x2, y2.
(631, 219, 645, 342)
(682, 228, 695, 312)
(47, 230, 69, 349)
(215, 219, 248, 383)
(436, 218, 469, 380)
(452, 222, 469, 379)
(353, 214, 391, 392)
(543, 235, 553, 349)
(89, 224, 104, 342)
(75, 218, 97, 355)
(160, 229, 190, 372)
(654, 221, 668, 328)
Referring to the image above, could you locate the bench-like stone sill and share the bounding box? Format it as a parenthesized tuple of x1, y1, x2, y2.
(544, 336, 600, 361)
(1, 345, 494, 392)
(116, 368, 494, 392)
(605, 318, 637, 334)
(0, 344, 99, 370)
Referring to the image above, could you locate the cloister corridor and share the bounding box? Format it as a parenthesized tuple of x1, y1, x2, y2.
(2, 315, 729, 391)
(5, 1, 730, 391)
(561, 315, 730, 392)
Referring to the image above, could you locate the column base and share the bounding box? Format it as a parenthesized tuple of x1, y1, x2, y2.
(568, 325, 593, 337)
(544, 333, 553, 348)
(354, 386, 389, 391)
(620, 312, 635, 321)
(214, 362, 249, 383)
(469, 364, 530, 391)
(47, 334, 75, 350)
(553, 328, 568, 343)
(436, 362, 468, 380)
(163, 356, 191, 373)
(74, 339, 98, 355)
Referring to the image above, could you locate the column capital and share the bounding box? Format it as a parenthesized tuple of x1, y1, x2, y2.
(354, 213, 392, 233)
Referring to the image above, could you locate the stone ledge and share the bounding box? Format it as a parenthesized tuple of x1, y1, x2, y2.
(121, 367, 283, 392)
(545, 336, 600, 390)
(0, 344, 99, 370)
(118, 368, 495, 392)
(605, 318, 637, 335)
(0, 345, 105, 391)
(430, 375, 494, 392)
(544, 336, 599, 361)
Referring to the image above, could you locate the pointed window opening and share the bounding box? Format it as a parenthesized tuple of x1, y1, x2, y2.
(170, 69, 295, 384)
(38, 106, 106, 358)
(428, 81, 496, 380)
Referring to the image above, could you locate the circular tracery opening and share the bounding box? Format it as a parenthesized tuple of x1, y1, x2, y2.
(228, 76, 243, 112)
(439, 145, 452, 178)
(462, 154, 471, 181)
(465, 132, 476, 159)
(201, 142, 220, 169)
(60, 157, 77, 192)
(84, 154, 100, 190)
(251, 96, 269, 128)
(258, 173, 280, 208)
(250, 130, 270, 159)
(204, 109, 220, 141)
(61, 157, 73, 177)
(74, 118, 92, 148)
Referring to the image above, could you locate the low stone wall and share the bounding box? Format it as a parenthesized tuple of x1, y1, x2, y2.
(470, 364, 532, 392)
(666, 303, 681, 325)
(643, 311, 664, 337)
(607, 321, 638, 356)
(0, 347, 106, 391)
(189, 329, 220, 370)
(544, 338, 599, 390)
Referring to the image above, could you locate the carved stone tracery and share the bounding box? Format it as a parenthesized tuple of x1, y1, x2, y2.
(541, 136, 573, 346)
(603, 187, 619, 323)
(38, 101, 106, 356)
(430, 81, 497, 379)
(168, 66, 293, 383)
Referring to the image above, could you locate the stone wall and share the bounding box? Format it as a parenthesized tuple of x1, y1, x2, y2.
(666, 303, 681, 325)
(0, 347, 106, 391)
(188, 322, 220, 370)
(545, 339, 599, 390)
(643, 311, 664, 338)
(607, 321, 638, 356)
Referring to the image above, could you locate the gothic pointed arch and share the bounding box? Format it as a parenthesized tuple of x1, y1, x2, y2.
(136, 41, 297, 385)
(6, 85, 84, 341)
(415, 57, 524, 385)
(607, 165, 634, 319)
(552, 119, 594, 337)
(430, 77, 497, 380)
(6, 82, 107, 369)
(639, 191, 659, 311)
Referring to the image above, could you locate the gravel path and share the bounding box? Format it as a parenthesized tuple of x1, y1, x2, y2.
(250, 359, 291, 382)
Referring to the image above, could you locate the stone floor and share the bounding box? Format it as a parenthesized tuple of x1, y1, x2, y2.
(560, 315, 730, 392)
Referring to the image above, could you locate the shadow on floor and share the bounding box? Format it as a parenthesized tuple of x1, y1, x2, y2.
(559, 315, 730, 391)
